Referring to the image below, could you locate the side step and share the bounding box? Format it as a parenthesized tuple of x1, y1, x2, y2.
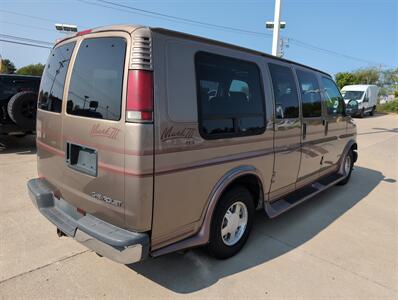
(265, 172, 345, 218)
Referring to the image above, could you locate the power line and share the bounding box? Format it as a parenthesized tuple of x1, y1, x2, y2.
(0, 9, 58, 23)
(0, 33, 53, 46)
(0, 3, 384, 66)
(79, 0, 382, 66)
(79, 0, 272, 37)
(0, 21, 56, 33)
(0, 9, 84, 28)
(288, 38, 383, 66)
(0, 39, 52, 49)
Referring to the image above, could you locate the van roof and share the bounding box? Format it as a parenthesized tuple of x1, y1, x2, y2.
(55, 24, 332, 78)
(152, 27, 332, 78)
(341, 85, 377, 91)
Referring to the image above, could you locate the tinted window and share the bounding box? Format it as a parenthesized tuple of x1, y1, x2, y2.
(38, 42, 75, 112)
(296, 70, 322, 118)
(67, 37, 126, 121)
(196, 52, 265, 139)
(322, 77, 344, 116)
(268, 63, 299, 119)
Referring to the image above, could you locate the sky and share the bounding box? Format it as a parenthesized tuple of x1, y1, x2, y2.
(0, 0, 397, 76)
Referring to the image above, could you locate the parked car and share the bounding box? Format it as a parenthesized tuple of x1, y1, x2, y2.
(27, 25, 358, 264)
(341, 84, 379, 117)
(0, 74, 40, 135)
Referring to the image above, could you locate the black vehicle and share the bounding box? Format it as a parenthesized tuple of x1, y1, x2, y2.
(0, 74, 41, 135)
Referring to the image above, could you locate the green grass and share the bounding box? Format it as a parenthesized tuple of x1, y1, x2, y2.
(376, 98, 398, 113)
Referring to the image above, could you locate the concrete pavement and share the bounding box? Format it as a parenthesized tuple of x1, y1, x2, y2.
(0, 114, 397, 299)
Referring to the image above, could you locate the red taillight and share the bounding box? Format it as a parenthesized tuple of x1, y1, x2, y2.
(77, 207, 86, 216)
(126, 70, 154, 122)
(76, 29, 92, 36)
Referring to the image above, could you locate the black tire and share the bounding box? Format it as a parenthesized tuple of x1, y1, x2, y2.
(207, 185, 255, 259)
(359, 108, 365, 118)
(338, 150, 354, 185)
(369, 106, 375, 116)
(13, 133, 27, 138)
(7, 91, 37, 130)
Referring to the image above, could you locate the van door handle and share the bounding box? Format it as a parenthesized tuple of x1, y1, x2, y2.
(323, 120, 329, 136)
(302, 123, 307, 140)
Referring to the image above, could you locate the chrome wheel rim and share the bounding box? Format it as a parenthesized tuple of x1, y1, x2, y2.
(344, 155, 351, 175)
(221, 201, 248, 246)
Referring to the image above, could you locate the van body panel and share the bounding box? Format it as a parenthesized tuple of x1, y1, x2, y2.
(150, 32, 274, 248)
(124, 122, 153, 231)
(318, 75, 348, 175)
(294, 67, 324, 188)
(36, 110, 64, 179)
(37, 29, 153, 231)
(266, 61, 302, 199)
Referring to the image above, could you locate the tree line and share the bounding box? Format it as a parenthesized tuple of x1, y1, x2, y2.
(334, 67, 397, 97)
(0, 58, 44, 76)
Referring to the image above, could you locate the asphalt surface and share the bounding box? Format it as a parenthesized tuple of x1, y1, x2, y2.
(0, 114, 397, 299)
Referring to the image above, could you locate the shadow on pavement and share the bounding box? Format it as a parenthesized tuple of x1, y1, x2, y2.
(129, 166, 387, 293)
(356, 112, 388, 118)
(0, 134, 36, 155)
(357, 127, 398, 136)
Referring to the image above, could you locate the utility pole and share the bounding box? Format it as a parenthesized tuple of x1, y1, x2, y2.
(271, 0, 282, 57)
(266, 0, 285, 57)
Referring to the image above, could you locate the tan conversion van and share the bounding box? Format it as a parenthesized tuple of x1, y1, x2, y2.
(28, 25, 358, 264)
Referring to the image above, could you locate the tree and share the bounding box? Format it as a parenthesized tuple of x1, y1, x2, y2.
(0, 58, 16, 74)
(335, 72, 355, 89)
(335, 67, 380, 89)
(16, 63, 45, 76)
(354, 68, 379, 85)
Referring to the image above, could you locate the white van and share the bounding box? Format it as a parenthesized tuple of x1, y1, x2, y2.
(341, 85, 379, 117)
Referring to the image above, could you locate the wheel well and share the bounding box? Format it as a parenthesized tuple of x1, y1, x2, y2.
(350, 143, 358, 162)
(221, 174, 262, 209)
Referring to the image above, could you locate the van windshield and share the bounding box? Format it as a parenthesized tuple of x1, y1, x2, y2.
(342, 91, 363, 101)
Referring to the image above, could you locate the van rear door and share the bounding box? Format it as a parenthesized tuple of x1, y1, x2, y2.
(60, 35, 128, 228)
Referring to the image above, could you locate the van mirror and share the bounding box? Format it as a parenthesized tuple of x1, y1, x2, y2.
(346, 99, 359, 116)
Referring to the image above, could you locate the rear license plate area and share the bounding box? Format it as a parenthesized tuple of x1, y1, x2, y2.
(66, 142, 97, 176)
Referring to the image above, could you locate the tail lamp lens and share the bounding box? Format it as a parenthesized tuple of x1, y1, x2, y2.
(126, 70, 153, 122)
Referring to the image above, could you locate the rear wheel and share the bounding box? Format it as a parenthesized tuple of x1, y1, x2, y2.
(338, 150, 354, 185)
(7, 91, 37, 130)
(369, 106, 375, 116)
(207, 185, 255, 259)
(358, 108, 365, 118)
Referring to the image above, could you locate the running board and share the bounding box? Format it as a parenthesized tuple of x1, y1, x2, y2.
(264, 172, 345, 218)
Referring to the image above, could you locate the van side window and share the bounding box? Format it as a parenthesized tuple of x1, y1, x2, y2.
(67, 37, 126, 121)
(296, 70, 322, 118)
(195, 52, 265, 139)
(321, 77, 344, 116)
(268, 63, 299, 119)
(38, 42, 76, 113)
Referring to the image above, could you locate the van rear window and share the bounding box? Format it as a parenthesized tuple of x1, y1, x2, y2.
(67, 37, 126, 121)
(38, 42, 75, 113)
